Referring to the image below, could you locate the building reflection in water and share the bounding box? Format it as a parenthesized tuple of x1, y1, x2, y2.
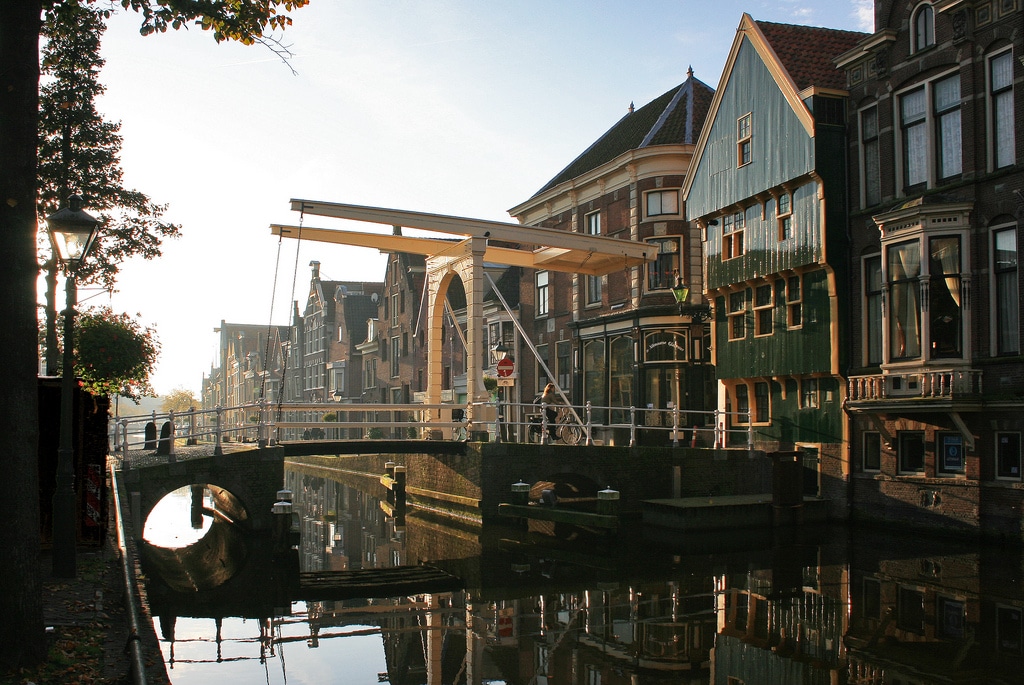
(139, 462, 1024, 685)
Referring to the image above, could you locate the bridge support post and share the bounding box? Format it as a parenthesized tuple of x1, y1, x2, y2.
(629, 406, 637, 447)
(585, 402, 593, 446)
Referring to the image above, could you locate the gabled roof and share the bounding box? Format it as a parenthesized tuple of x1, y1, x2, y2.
(754, 20, 865, 92)
(532, 68, 715, 197)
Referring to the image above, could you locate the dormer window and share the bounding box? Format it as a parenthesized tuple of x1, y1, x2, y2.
(913, 4, 934, 53)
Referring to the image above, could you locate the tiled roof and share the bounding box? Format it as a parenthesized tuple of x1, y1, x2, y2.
(754, 20, 866, 91)
(533, 70, 715, 197)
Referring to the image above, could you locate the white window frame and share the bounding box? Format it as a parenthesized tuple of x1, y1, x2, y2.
(894, 68, 962, 195)
(800, 378, 820, 409)
(728, 290, 747, 341)
(996, 431, 1022, 481)
(737, 113, 752, 167)
(535, 270, 549, 317)
(776, 191, 793, 241)
(645, 189, 681, 218)
(722, 210, 745, 260)
(786, 275, 803, 329)
(754, 283, 773, 337)
(646, 237, 680, 291)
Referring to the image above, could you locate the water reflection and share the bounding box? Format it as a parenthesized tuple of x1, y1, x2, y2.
(137, 460, 1024, 684)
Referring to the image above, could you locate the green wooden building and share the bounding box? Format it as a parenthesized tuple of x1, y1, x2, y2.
(683, 15, 866, 508)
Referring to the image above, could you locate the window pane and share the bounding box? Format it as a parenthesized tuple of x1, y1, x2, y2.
(992, 52, 1015, 168)
(935, 76, 962, 179)
(929, 236, 962, 358)
(865, 256, 883, 364)
(609, 336, 634, 424)
(997, 432, 1021, 479)
(863, 432, 881, 471)
(888, 242, 922, 359)
(755, 382, 769, 423)
(995, 228, 1019, 354)
(902, 89, 927, 186)
(583, 340, 606, 422)
(899, 432, 926, 473)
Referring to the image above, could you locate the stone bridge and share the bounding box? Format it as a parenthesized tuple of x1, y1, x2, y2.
(120, 440, 768, 535)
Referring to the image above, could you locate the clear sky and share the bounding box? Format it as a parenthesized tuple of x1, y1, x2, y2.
(90, 0, 873, 400)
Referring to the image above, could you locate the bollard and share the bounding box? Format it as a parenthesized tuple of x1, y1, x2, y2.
(691, 425, 698, 448)
(214, 406, 224, 455)
(511, 480, 530, 506)
(597, 487, 620, 517)
(585, 401, 593, 446)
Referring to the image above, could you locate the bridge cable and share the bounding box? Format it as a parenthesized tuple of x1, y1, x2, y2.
(273, 206, 308, 441)
(258, 229, 287, 403)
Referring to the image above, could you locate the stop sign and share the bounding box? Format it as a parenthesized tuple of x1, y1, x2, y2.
(496, 356, 515, 377)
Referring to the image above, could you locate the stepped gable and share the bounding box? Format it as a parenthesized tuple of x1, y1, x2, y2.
(533, 69, 715, 197)
(754, 20, 866, 91)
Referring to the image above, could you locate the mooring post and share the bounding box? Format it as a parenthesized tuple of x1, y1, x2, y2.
(585, 401, 593, 446)
(597, 487, 620, 518)
(511, 480, 530, 506)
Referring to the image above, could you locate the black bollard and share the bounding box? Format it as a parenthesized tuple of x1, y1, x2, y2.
(156, 421, 172, 455)
(144, 421, 157, 450)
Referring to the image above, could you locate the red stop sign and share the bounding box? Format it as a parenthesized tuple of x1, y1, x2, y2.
(496, 357, 514, 377)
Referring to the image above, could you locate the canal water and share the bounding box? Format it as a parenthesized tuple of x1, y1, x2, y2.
(139, 461, 1024, 684)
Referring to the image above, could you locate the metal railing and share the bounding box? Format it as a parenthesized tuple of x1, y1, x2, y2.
(113, 399, 755, 461)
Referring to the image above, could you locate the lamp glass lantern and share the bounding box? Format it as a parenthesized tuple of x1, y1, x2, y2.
(490, 341, 510, 366)
(47, 195, 100, 268)
(671, 280, 690, 305)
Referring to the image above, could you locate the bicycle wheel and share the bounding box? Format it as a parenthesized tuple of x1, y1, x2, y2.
(558, 422, 582, 445)
(454, 425, 467, 441)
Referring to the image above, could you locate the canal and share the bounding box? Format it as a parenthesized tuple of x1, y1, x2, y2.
(137, 459, 1024, 684)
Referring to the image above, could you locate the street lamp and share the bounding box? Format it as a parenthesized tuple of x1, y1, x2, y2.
(46, 194, 100, 578)
(490, 340, 510, 366)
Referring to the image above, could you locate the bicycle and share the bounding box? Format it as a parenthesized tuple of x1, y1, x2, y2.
(528, 406, 582, 445)
(452, 407, 469, 441)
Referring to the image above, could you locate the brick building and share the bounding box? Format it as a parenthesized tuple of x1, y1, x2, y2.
(508, 68, 715, 444)
(838, 0, 1023, 538)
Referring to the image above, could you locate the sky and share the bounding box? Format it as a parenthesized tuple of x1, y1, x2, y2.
(87, 0, 873, 399)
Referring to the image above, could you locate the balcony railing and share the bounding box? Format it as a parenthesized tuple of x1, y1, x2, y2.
(847, 368, 982, 402)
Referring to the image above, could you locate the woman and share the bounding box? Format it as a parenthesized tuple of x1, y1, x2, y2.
(539, 383, 562, 440)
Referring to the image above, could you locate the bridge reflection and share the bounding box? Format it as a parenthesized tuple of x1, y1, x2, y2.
(137, 460, 1024, 685)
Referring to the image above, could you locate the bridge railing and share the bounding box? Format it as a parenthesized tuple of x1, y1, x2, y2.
(114, 398, 754, 463)
(497, 401, 752, 448)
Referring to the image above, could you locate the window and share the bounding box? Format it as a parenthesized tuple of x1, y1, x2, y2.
(586, 274, 602, 306)
(901, 87, 928, 188)
(938, 598, 965, 638)
(888, 240, 922, 360)
(997, 606, 1023, 654)
(646, 189, 679, 217)
(863, 431, 881, 471)
(929, 236, 963, 358)
(583, 339, 606, 421)
(722, 210, 745, 259)
(754, 284, 773, 336)
(737, 113, 752, 166)
(994, 226, 1019, 355)
(390, 336, 399, 377)
(535, 271, 549, 317)
(391, 293, 399, 327)
(585, 210, 601, 236)
(934, 75, 962, 181)
(754, 381, 769, 423)
(898, 431, 926, 474)
(364, 358, 377, 389)
(556, 340, 571, 390)
(786, 275, 802, 328)
(996, 432, 1021, 480)
(647, 237, 680, 290)
(777, 192, 792, 241)
(734, 384, 749, 423)
(913, 3, 934, 53)
(936, 431, 965, 474)
(898, 72, 962, 192)
(898, 586, 926, 634)
(990, 50, 1015, 170)
(801, 378, 819, 409)
(864, 255, 883, 365)
(861, 107, 881, 207)
(728, 290, 747, 340)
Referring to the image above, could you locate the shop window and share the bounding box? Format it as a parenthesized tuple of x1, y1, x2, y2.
(898, 431, 926, 474)
(728, 290, 747, 340)
(937, 431, 965, 474)
(863, 431, 881, 472)
(583, 339, 607, 422)
(609, 336, 634, 424)
(996, 432, 1021, 480)
(754, 284, 773, 336)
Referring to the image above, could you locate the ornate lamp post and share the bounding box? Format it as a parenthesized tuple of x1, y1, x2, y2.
(46, 195, 100, 578)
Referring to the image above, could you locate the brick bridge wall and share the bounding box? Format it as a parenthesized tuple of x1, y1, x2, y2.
(121, 446, 285, 539)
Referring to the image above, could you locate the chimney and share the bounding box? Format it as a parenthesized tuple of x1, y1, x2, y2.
(309, 260, 320, 279)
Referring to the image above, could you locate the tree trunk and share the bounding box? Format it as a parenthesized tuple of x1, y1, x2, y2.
(0, 0, 46, 670)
